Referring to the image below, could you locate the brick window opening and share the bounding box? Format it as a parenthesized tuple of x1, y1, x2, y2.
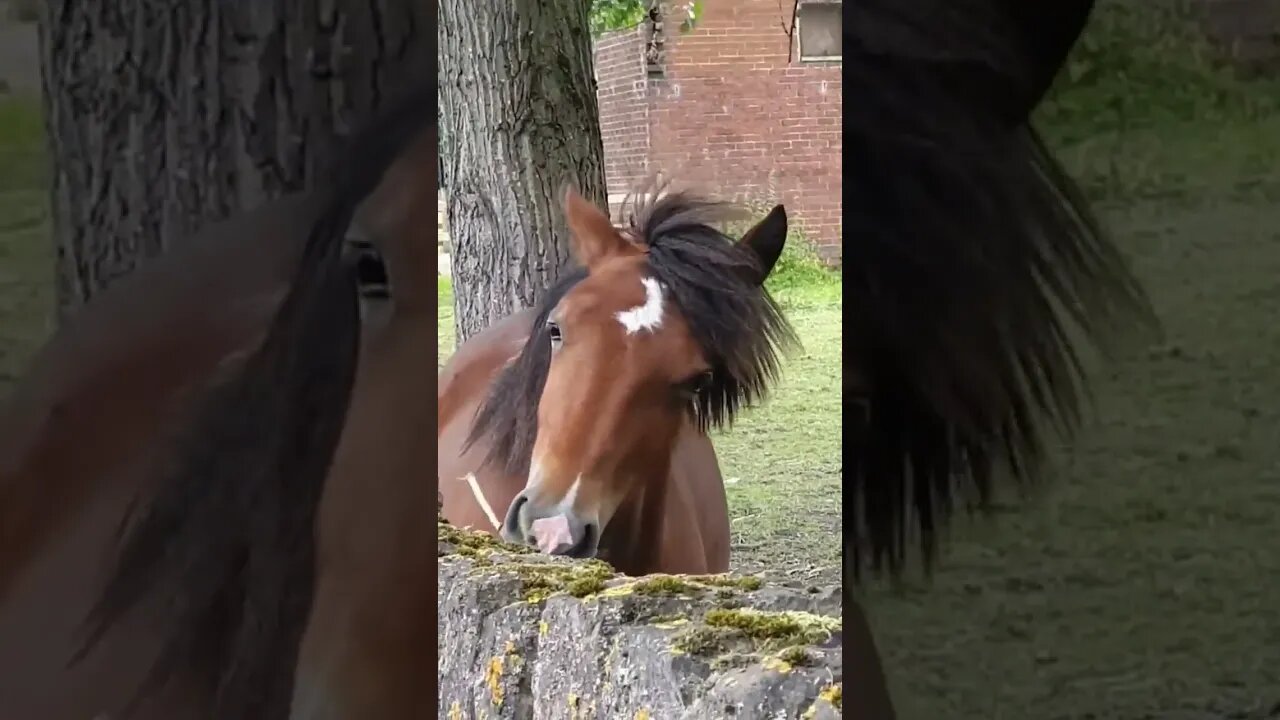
(645, 15, 666, 77)
(796, 1, 842, 62)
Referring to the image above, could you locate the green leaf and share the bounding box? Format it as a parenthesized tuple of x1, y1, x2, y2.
(590, 0, 647, 36)
(589, 0, 703, 37)
(677, 0, 703, 33)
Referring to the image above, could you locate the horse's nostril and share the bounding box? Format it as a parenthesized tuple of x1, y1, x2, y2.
(565, 522, 599, 558)
(501, 494, 531, 544)
(510, 493, 528, 517)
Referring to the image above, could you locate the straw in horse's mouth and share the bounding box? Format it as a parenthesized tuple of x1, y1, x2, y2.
(461, 472, 501, 531)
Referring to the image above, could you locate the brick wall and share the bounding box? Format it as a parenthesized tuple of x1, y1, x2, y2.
(593, 0, 843, 261)
(595, 28, 651, 197)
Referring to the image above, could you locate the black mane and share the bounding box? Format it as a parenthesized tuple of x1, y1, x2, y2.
(73, 82, 436, 719)
(465, 190, 799, 480)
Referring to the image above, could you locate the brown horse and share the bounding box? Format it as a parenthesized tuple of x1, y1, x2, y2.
(438, 188, 795, 576)
(0, 84, 439, 719)
(0, 193, 314, 602)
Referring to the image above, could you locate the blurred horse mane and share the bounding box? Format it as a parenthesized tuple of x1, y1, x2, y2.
(845, 0, 1158, 582)
(72, 83, 436, 718)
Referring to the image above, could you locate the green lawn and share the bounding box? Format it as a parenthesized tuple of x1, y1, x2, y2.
(0, 92, 54, 387)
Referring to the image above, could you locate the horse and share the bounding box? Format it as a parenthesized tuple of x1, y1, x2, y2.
(437, 186, 795, 577)
(0, 82, 439, 719)
(842, 0, 1158, 717)
(0, 194, 311, 602)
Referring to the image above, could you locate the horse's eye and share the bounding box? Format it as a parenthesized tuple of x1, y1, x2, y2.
(679, 370, 713, 397)
(547, 321, 563, 349)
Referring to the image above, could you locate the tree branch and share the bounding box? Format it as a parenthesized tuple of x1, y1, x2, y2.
(780, 0, 800, 63)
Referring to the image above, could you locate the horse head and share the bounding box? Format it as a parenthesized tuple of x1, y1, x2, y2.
(494, 187, 795, 559)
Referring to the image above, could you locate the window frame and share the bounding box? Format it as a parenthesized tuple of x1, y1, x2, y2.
(795, 0, 842, 63)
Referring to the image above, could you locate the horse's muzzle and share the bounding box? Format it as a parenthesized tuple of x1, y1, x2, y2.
(501, 492, 600, 558)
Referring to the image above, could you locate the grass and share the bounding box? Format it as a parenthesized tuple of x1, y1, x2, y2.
(0, 92, 52, 388)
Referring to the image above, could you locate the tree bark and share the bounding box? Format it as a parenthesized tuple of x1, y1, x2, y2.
(438, 0, 607, 344)
(37, 0, 430, 320)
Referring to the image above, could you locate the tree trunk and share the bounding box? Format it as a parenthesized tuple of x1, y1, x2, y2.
(37, 0, 430, 320)
(438, 0, 607, 345)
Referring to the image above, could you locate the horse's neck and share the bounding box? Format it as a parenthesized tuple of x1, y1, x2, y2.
(602, 466, 673, 575)
(293, 311, 438, 717)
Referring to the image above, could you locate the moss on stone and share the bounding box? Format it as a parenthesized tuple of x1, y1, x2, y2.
(687, 573, 765, 591)
(670, 625, 733, 656)
(670, 607, 840, 662)
(591, 583, 637, 600)
(776, 645, 813, 667)
(628, 572, 763, 597)
(565, 574, 608, 597)
(703, 608, 840, 651)
(438, 521, 535, 556)
(507, 559, 615, 602)
(631, 574, 707, 596)
(614, 568, 762, 602)
(450, 544, 495, 567)
(439, 523, 622, 601)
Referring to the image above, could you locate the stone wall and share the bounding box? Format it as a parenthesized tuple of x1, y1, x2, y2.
(438, 521, 844, 719)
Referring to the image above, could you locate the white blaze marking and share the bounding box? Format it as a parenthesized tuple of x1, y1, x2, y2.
(615, 277, 665, 335)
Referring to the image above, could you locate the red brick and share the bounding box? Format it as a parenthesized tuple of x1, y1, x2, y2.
(593, 0, 842, 259)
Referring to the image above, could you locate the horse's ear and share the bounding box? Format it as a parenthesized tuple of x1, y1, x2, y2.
(737, 204, 788, 285)
(563, 186, 628, 269)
